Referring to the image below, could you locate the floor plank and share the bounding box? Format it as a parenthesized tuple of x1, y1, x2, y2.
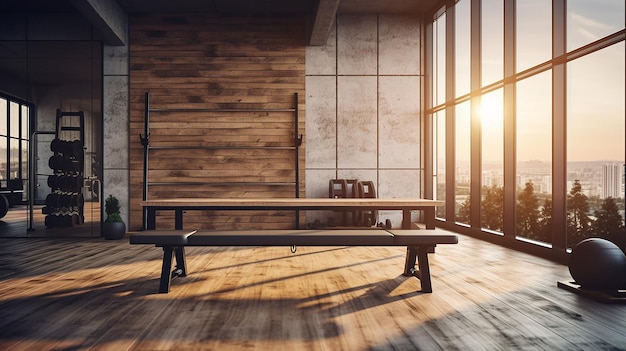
(0, 233, 624, 350)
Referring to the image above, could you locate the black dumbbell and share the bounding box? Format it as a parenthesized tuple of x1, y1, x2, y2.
(45, 214, 58, 228)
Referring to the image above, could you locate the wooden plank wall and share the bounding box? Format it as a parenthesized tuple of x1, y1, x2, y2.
(128, 14, 306, 231)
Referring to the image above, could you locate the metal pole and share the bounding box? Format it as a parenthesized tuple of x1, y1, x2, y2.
(141, 92, 151, 230)
(294, 92, 302, 228)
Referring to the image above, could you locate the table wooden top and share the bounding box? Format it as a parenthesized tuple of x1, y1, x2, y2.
(141, 197, 444, 209)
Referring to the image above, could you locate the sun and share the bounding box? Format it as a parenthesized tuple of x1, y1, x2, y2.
(479, 93, 503, 129)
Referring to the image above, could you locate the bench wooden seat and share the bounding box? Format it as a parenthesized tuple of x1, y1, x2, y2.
(130, 230, 197, 245)
(187, 229, 395, 246)
(387, 229, 459, 245)
(130, 229, 458, 294)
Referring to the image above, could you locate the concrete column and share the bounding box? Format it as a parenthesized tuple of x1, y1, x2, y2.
(102, 25, 130, 225)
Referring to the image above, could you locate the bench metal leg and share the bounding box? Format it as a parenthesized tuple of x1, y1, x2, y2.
(403, 245, 433, 293)
(174, 245, 187, 277)
(158, 245, 187, 293)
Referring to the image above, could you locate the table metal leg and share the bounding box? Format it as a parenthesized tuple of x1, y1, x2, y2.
(175, 209, 183, 230)
(424, 207, 436, 229)
(147, 207, 156, 230)
(402, 209, 411, 229)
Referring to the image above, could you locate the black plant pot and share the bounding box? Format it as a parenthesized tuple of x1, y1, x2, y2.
(103, 221, 126, 240)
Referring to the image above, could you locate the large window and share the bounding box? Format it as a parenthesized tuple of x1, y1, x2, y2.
(428, 1, 625, 259)
(516, 0, 551, 72)
(455, 102, 471, 225)
(566, 42, 625, 249)
(516, 71, 552, 245)
(455, 0, 470, 97)
(0, 100, 6, 182)
(0, 96, 30, 187)
(480, 89, 503, 232)
(433, 12, 446, 107)
(481, 0, 503, 86)
(567, 0, 625, 51)
(434, 110, 446, 219)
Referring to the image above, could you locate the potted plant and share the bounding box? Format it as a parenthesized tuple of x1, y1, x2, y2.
(103, 194, 126, 240)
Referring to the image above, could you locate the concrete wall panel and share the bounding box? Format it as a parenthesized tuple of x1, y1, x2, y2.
(306, 76, 337, 168)
(337, 15, 377, 75)
(305, 169, 337, 224)
(306, 24, 337, 75)
(306, 13, 424, 226)
(103, 70, 129, 225)
(378, 169, 423, 226)
(378, 15, 421, 75)
(103, 75, 128, 169)
(337, 76, 377, 169)
(338, 169, 377, 186)
(103, 45, 129, 75)
(378, 76, 421, 168)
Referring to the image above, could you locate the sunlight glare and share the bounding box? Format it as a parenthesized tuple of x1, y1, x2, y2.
(479, 93, 503, 130)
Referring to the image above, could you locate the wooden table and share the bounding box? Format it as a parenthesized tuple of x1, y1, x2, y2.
(141, 198, 443, 230)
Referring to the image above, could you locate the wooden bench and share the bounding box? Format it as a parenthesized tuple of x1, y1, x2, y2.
(129, 229, 458, 294)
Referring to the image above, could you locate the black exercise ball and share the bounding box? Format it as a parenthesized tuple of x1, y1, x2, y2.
(569, 238, 626, 290)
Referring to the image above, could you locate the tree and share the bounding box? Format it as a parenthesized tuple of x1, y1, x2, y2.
(517, 181, 540, 238)
(567, 179, 592, 245)
(537, 198, 553, 243)
(591, 197, 626, 252)
(456, 197, 470, 224)
(482, 185, 503, 231)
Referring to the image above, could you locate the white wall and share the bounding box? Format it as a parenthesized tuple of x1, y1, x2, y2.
(305, 14, 423, 228)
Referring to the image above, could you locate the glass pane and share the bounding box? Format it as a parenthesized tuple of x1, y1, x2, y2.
(481, 0, 504, 87)
(21, 105, 29, 139)
(567, 0, 625, 51)
(567, 42, 625, 250)
(516, 0, 551, 72)
(435, 110, 446, 219)
(434, 13, 447, 106)
(21, 140, 28, 180)
(0, 137, 6, 181)
(455, 101, 471, 224)
(516, 71, 552, 244)
(9, 102, 19, 137)
(9, 138, 19, 179)
(0, 41, 103, 237)
(0, 99, 6, 135)
(455, 0, 470, 97)
(480, 89, 504, 232)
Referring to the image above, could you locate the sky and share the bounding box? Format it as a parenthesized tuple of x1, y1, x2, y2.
(474, 0, 625, 163)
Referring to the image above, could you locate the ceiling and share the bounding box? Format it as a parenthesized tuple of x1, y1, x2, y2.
(4, 0, 441, 15)
(0, 0, 440, 86)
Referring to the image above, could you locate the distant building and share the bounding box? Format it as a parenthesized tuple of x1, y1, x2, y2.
(601, 163, 625, 199)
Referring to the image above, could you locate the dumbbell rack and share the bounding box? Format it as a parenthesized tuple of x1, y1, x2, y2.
(43, 110, 85, 228)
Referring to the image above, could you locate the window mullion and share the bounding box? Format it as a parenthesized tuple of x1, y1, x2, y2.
(552, 0, 567, 251)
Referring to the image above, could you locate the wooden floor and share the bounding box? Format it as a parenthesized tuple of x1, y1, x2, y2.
(0, 204, 101, 238)
(0, 232, 624, 350)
